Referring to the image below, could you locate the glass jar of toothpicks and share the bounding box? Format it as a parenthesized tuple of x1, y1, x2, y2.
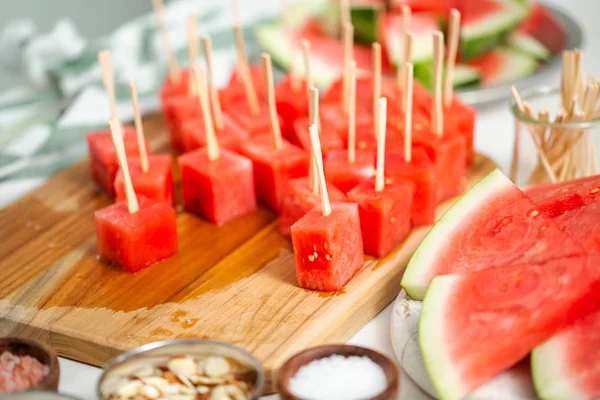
(509, 50, 600, 186)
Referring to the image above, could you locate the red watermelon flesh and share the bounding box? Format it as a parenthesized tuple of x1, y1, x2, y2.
(159, 69, 191, 104)
(220, 64, 267, 108)
(324, 149, 376, 194)
(390, 0, 452, 14)
(517, 3, 566, 54)
(347, 176, 415, 257)
(227, 99, 273, 137)
(532, 308, 600, 400)
(551, 201, 600, 253)
(276, 75, 309, 141)
(162, 96, 199, 152)
(385, 147, 437, 226)
(182, 114, 248, 154)
(467, 48, 537, 87)
(419, 253, 600, 400)
(280, 178, 348, 238)
(94, 196, 178, 273)
(179, 148, 257, 225)
(87, 126, 149, 197)
(241, 135, 309, 211)
(525, 174, 600, 218)
(114, 155, 175, 207)
(401, 169, 586, 300)
(291, 116, 344, 157)
(291, 202, 364, 292)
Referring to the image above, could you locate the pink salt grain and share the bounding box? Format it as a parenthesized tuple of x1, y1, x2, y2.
(0, 351, 49, 392)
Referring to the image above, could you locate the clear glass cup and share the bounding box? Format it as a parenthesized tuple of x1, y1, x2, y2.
(509, 86, 600, 187)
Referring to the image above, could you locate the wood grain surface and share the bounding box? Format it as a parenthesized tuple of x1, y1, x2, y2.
(0, 114, 496, 392)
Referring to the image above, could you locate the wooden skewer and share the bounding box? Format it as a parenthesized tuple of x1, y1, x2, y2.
(309, 124, 331, 216)
(187, 14, 198, 96)
(405, 63, 414, 163)
(262, 53, 283, 149)
(282, 0, 299, 92)
(444, 9, 461, 107)
(397, 5, 411, 97)
(309, 87, 320, 195)
(348, 61, 357, 164)
(129, 80, 149, 173)
(302, 40, 313, 92)
(193, 65, 220, 160)
(202, 35, 224, 131)
(152, 0, 181, 82)
(372, 42, 382, 138)
(375, 97, 387, 192)
(400, 33, 413, 113)
(98, 51, 119, 124)
(432, 32, 444, 137)
(342, 23, 354, 115)
(340, 0, 351, 30)
(234, 25, 260, 116)
(109, 119, 139, 214)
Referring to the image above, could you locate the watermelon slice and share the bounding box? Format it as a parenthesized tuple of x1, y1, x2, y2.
(318, 0, 386, 43)
(467, 48, 537, 87)
(419, 253, 600, 400)
(517, 3, 566, 54)
(525, 174, 600, 218)
(532, 309, 600, 400)
(414, 63, 481, 90)
(401, 169, 585, 300)
(509, 32, 551, 61)
(459, 0, 527, 61)
(382, 11, 438, 68)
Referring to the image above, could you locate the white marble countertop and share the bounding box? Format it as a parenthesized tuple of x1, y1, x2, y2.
(6, 0, 598, 398)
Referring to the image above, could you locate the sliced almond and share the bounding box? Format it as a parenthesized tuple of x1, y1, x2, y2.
(132, 365, 157, 378)
(140, 384, 160, 399)
(168, 356, 197, 377)
(190, 375, 226, 385)
(116, 379, 143, 397)
(205, 356, 231, 377)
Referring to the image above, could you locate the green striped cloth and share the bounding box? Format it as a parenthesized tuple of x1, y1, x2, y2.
(0, 0, 280, 208)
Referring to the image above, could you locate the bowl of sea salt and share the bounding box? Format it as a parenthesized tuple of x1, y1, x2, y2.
(278, 344, 399, 400)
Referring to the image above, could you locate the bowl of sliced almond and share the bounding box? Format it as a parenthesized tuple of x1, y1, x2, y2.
(97, 339, 264, 400)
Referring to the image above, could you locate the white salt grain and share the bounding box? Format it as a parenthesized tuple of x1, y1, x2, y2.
(289, 355, 387, 400)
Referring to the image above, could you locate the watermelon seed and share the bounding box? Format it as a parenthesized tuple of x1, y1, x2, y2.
(313, 252, 319, 259)
(529, 210, 539, 218)
(308, 255, 315, 262)
(591, 187, 599, 194)
(359, 141, 367, 149)
(313, 244, 317, 251)
(385, 177, 394, 185)
(391, 217, 396, 223)
(324, 242, 328, 250)
(541, 225, 547, 232)
(325, 254, 331, 261)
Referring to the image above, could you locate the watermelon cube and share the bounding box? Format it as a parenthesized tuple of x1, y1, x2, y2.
(291, 203, 364, 292)
(280, 177, 348, 238)
(182, 114, 248, 153)
(179, 148, 257, 225)
(163, 95, 200, 153)
(385, 147, 437, 225)
(94, 196, 178, 273)
(227, 100, 274, 136)
(413, 128, 467, 203)
(321, 76, 372, 112)
(240, 135, 309, 211)
(337, 116, 406, 152)
(219, 64, 267, 108)
(348, 176, 415, 257)
(114, 155, 175, 207)
(159, 70, 190, 104)
(275, 75, 309, 141)
(290, 116, 344, 157)
(87, 126, 149, 197)
(325, 149, 376, 194)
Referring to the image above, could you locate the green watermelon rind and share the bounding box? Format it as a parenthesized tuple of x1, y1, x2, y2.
(414, 63, 481, 90)
(401, 168, 512, 300)
(531, 337, 589, 400)
(483, 48, 538, 86)
(351, 7, 381, 45)
(418, 274, 466, 400)
(461, 2, 528, 61)
(509, 32, 551, 61)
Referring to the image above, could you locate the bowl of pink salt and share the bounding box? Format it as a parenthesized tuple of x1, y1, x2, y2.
(278, 345, 399, 400)
(0, 337, 60, 393)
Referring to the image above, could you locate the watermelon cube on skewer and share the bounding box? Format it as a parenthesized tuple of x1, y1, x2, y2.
(114, 155, 175, 207)
(325, 149, 376, 194)
(182, 114, 248, 153)
(419, 253, 600, 400)
(276, 75, 309, 141)
(291, 116, 344, 157)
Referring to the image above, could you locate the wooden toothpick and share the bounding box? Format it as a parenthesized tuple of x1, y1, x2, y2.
(129, 80, 149, 173)
(348, 61, 357, 164)
(375, 97, 387, 192)
(401, 32, 413, 113)
(109, 119, 139, 214)
(262, 53, 283, 149)
(152, 0, 181, 82)
(98, 51, 119, 124)
(193, 65, 220, 160)
(187, 14, 198, 96)
(309, 124, 331, 216)
(405, 63, 414, 163)
(432, 31, 444, 137)
(372, 42, 382, 138)
(282, 0, 299, 92)
(397, 5, 411, 97)
(340, 0, 351, 30)
(202, 35, 224, 131)
(302, 40, 313, 92)
(444, 9, 461, 107)
(309, 87, 320, 194)
(234, 25, 260, 116)
(342, 23, 354, 115)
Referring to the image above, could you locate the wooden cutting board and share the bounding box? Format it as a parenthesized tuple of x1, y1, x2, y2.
(0, 114, 495, 392)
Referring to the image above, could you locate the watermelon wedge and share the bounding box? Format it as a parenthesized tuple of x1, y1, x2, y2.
(467, 48, 537, 87)
(459, 0, 527, 61)
(401, 169, 585, 300)
(318, 0, 385, 43)
(382, 11, 438, 68)
(414, 63, 481, 90)
(532, 309, 600, 400)
(509, 32, 551, 61)
(517, 3, 567, 54)
(419, 253, 600, 400)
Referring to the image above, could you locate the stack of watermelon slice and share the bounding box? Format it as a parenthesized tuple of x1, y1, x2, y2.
(255, 0, 566, 89)
(400, 170, 600, 400)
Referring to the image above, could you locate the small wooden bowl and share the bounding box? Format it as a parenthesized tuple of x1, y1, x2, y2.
(278, 344, 400, 400)
(0, 337, 60, 391)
